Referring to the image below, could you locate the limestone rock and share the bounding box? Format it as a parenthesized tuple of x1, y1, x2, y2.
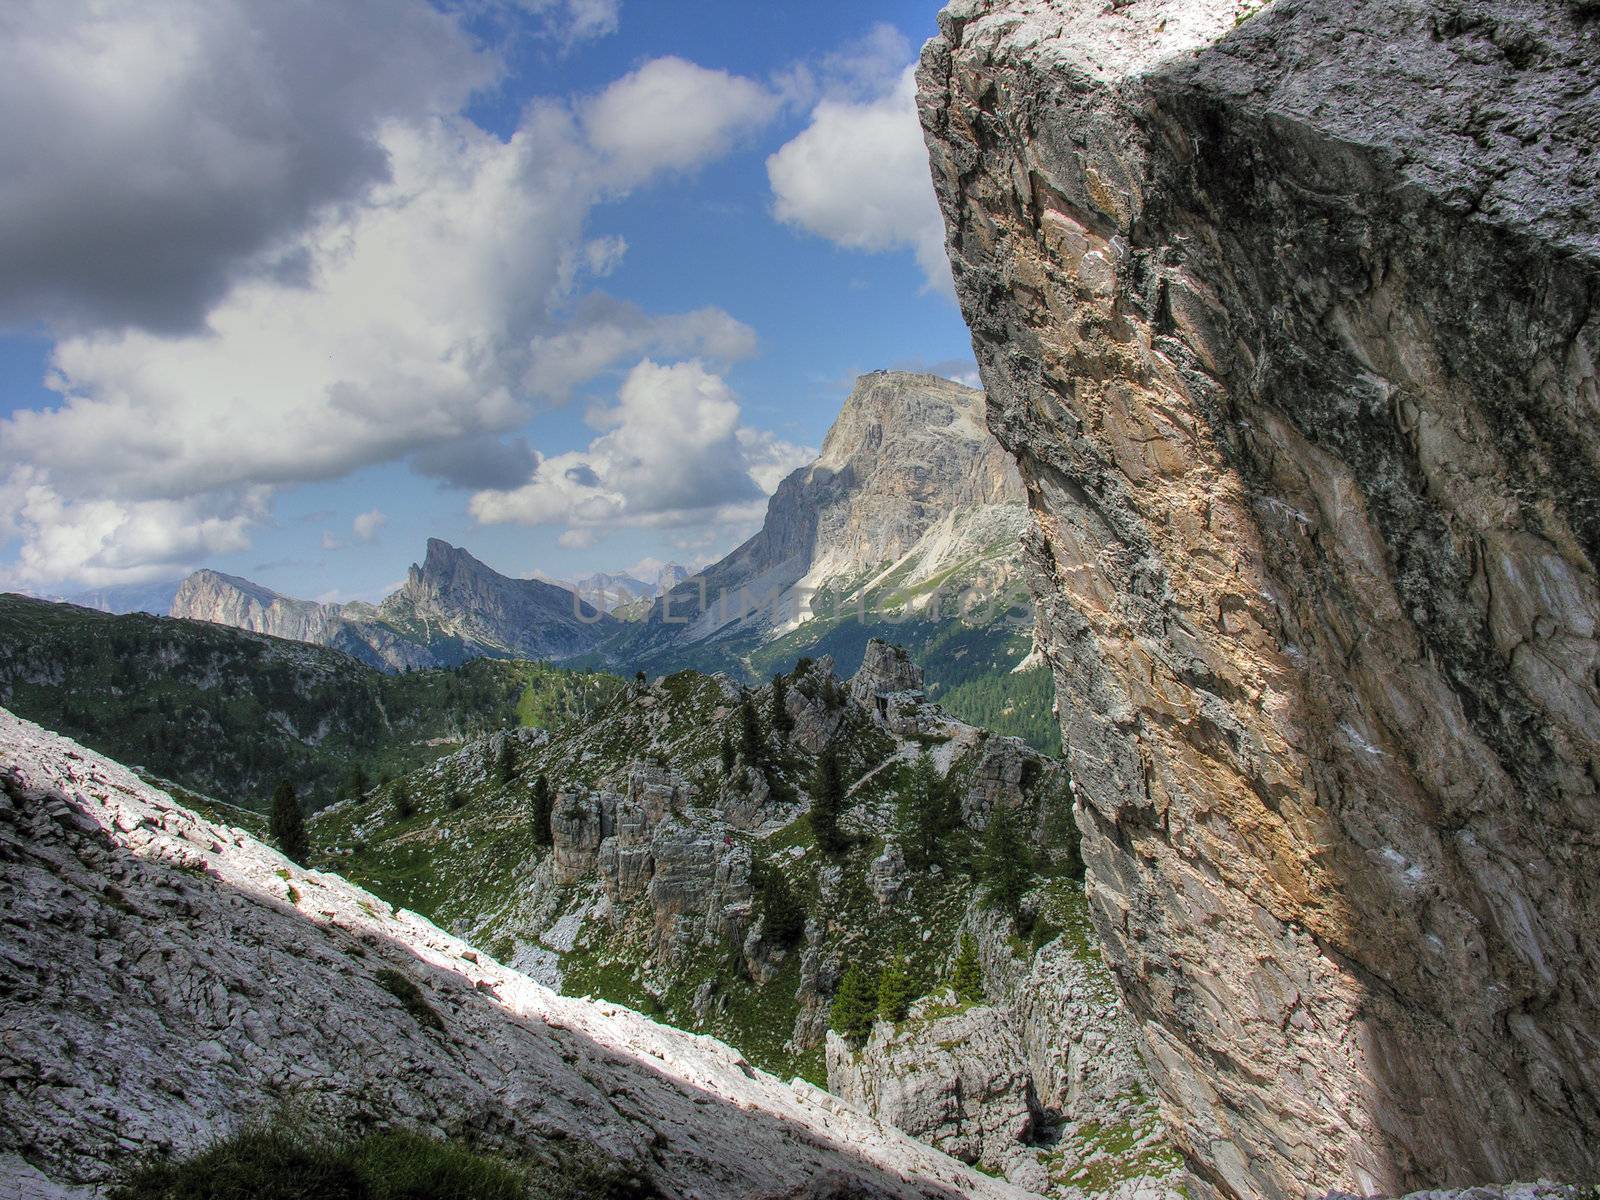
(850, 639, 927, 726)
(0, 708, 1032, 1200)
(919, 1, 1600, 1196)
(827, 1001, 1035, 1169)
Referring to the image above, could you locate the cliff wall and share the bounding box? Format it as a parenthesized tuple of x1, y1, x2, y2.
(918, 2, 1600, 1196)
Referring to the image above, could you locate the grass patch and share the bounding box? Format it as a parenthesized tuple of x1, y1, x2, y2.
(373, 968, 444, 1032)
(109, 1121, 655, 1200)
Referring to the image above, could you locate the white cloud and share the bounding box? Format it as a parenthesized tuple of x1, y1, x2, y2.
(470, 359, 812, 535)
(583, 235, 628, 278)
(524, 298, 757, 400)
(352, 509, 388, 544)
(2, 35, 783, 588)
(320, 531, 346, 552)
(0, 0, 493, 334)
(0, 466, 266, 589)
(767, 64, 951, 295)
(582, 57, 780, 187)
(558, 528, 596, 550)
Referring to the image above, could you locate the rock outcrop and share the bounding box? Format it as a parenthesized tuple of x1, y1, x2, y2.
(0, 707, 1029, 1200)
(919, 2, 1600, 1198)
(171, 539, 616, 671)
(828, 912, 1178, 1198)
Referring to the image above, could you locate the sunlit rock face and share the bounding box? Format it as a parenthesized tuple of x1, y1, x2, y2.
(918, 2, 1599, 1197)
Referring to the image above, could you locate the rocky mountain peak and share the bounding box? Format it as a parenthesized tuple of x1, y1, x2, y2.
(628, 370, 1029, 652)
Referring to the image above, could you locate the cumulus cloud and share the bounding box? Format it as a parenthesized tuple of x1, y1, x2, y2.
(558, 528, 596, 550)
(1, 14, 784, 588)
(0, 466, 266, 589)
(582, 57, 780, 187)
(352, 509, 388, 544)
(470, 360, 812, 535)
(0, 0, 493, 334)
(767, 62, 951, 295)
(524, 296, 757, 400)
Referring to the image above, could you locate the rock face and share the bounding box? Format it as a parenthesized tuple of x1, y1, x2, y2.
(828, 907, 1177, 1198)
(171, 540, 615, 671)
(919, 3, 1600, 1198)
(0, 708, 1030, 1200)
(621, 371, 1030, 663)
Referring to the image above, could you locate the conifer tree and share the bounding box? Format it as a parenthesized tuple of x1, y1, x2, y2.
(531, 774, 554, 847)
(810, 744, 847, 854)
(754, 859, 805, 947)
(495, 738, 516, 787)
(830, 963, 877, 1042)
(981, 805, 1030, 919)
(769, 673, 794, 739)
(738, 694, 764, 765)
(952, 933, 983, 1004)
(393, 780, 415, 821)
(720, 737, 736, 776)
(894, 753, 942, 869)
(269, 780, 308, 866)
(876, 947, 915, 1023)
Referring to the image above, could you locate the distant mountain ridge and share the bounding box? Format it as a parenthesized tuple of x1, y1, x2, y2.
(171, 539, 615, 670)
(606, 370, 1034, 689)
(160, 370, 1047, 743)
(52, 578, 184, 616)
(537, 562, 691, 615)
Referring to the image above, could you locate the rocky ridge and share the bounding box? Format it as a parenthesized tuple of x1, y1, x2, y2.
(0, 707, 1031, 1200)
(170, 539, 616, 672)
(919, 1, 1600, 1197)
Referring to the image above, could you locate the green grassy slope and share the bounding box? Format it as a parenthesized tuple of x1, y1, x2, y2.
(312, 663, 1079, 1083)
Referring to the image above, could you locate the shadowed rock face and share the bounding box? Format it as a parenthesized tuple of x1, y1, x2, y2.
(918, 2, 1599, 1198)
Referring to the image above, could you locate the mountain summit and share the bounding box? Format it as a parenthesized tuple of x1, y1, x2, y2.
(616, 370, 1031, 677)
(171, 540, 614, 670)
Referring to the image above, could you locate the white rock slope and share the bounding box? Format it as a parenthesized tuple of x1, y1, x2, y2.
(0, 707, 1033, 1200)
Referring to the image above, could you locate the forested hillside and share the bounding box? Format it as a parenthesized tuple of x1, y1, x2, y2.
(0, 594, 622, 811)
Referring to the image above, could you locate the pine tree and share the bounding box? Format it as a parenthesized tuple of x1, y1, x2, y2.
(981, 805, 1031, 919)
(894, 753, 942, 870)
(769, 673, 794, 740)
(830, 963, 877, 1042)
(346, 765, 369, 801)
(269, 780, 308, 866)
(810, 745, 847, 854)
(952, 933, 983, 1004)
(754, 859, 805, 947)
(531, 773, 554, 847)
(876, 947, 916, 1023)
(495, 738, 516, 787)
(446, 789, 465, 811)
(738, 694, 763, 765)
(394, 781, 415, 821)
(720, 737, 736, 776)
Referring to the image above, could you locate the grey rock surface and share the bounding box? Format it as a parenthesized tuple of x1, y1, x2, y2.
(0, 707, 1034, 1200)
(919, 1, 1600, 1197)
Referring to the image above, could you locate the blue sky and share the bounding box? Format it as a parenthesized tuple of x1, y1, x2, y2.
(0, 0, 978, 603)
